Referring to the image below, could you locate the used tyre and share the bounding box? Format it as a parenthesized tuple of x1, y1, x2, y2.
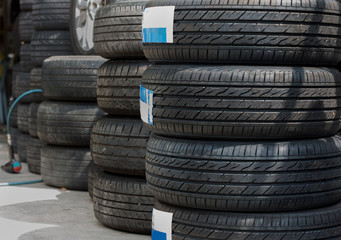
(141, 65, 341, 139)
(32, 0, 70, 30)
(17, 103, 29, 134)
(15, 71, 31, 103)
(143, 0, 341, 65)
(94, 0, 147, 58)
(17, 132, 30, 162)
(27, 136, 46, 174)
(91, 116, 151, 176)
(20, 44, 31, 64)
(42, 56, 105, 101)
(97, 60, 150, 115)
(18, 12, 33, 42)
(10, 128, 20, 154)
(41, 145, 92, 190)
(88, 164, 101, 199)
(20, 0, 34, 11)
(146, 135, 341, 212)
(155, 200, 341, 240)
(29, 102, 40, 137)
(30, 68, 44, 102)
(93, 170, 154, 234)
(37, 101, 104, 147)
(31, 31, 74, 66)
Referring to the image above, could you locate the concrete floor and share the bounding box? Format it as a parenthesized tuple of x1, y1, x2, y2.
(0, 136, 150, 240)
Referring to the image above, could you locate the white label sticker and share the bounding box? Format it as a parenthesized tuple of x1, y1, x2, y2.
(152, 208, 173, 240)
(142, 6, 175, 43)
(140, 85, 153, 125)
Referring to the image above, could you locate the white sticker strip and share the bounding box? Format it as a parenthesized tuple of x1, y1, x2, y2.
(140, 85, 153, 125)
(142, 6, 175, 43)
(152, 208, 173, 240)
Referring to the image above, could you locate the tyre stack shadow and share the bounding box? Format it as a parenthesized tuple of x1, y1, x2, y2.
(140, 1, 341, 239)
(89, 0, 155, 235)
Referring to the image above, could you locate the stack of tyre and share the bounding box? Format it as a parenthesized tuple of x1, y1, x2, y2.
(89, 0, 155, 234)
(12, 0, 35, 165)
(141, 1, 341, 238)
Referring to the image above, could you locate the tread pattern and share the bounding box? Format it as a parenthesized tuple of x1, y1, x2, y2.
(155, 200, 341, 240)
(143, 0, 341, 65)
(94, 0, 147, 58)
(11, 128, 20, 154)
(27, 136, 46, 174)
(20, 44, 31, 65)
(142, 65, 341, 139)
(42, 56, 105, 101)
(37, 101, 104, 147)
(32, 0, 70, 30)
(31, 31, 74, 67)
(41, 145, 92, 190)
(93, 170, 154, 234)
(97, 60, 150, 115)
(88, 164, 101, 199)
(17, 103, 29, 134)
(20, 0, 33, 11)
(91, 116, 151, 176)
(18, 12, 33, 42)
(17, 132, 30, 162)
(29, 102, 40, 137)
(30, 68, 44, 102)
(15, 72, 31, 103)
(147, 135, 341, 212)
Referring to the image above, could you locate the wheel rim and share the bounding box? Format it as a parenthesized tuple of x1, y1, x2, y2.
(75, 0, 103, 51)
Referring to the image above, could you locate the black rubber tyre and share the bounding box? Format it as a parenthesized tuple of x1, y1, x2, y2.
(10, 128, 20, 154)
(10, 102, 18, 128)
(93, 0, 147, 59)
(88, 164, 101, 199)
(17, 103, 29, 134)
(18, 12, 33, 42)
(41, 145, 92, 190)
(32, 0, 70, 30)
(141, 65, 341, 140)
(91, 116, 151, 176)
(29, 103, 40, 137)
(37, 101, 104, 147)
(20, 44, 31, 64)
(20, 0, 34, 11)
(42, 56, 105, 101)
(17, 132, 30, 162)
(147, 135, 341, 212)
(27, 136, 45, 174)
(155, 200, 341, 240)
(143, 0, 341, 66)
(97, 60, 150, 115)
(31, 31, 74, 67)
(30, 68, 44, 102)
(15, 72, 31, 103)
(93, 170, 154, 234)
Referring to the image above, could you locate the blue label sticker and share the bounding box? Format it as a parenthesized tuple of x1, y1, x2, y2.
(140, 85, 153, 125)
(143, 28, 167, 43)
(152, 229, 167, 240)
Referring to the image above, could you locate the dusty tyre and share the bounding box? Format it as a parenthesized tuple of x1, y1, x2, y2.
(147, 135, 341, 212)
(31, 31, 74, 67)
(30, 68, 44, 102)
(93, 170, 154, 234)
(27, 137, 46, 174)
(155, 200, 341, 240)
(42, 56, 105, 101)
(17, 132, 30, 162)
(97, 60, 150, 115)
(93, 0, 147, 58)
(41, 145, 92, 190)
(32, 0, 70, 30)
(15, 72, 31, 103)
(91, 116, 151, 176)
(20, 0, 34, 10)
(17, 103, 29, 134)
(28, 103, 40, 137)
(18, 12, 33, 42)
(88, 164, 101, 199)
(37, 101, 104, 147)
(9, 102, 18, 128)
(10, 128, 20, 154)
(142, 0, 341, 65)
(20, 44, 31, 64)
(141, 65, 341, 139)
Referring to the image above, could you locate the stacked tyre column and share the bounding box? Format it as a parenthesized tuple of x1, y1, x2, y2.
(37, 56, 105, 190)
(90, 0, 155, 234)
(141, 1, 341, 238)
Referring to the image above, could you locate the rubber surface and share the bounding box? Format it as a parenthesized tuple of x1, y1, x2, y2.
(11, 128, 20, 154)
(88, 164, 101, 199)
(155, 200, 341, 240)
(37, 101, 104, 147)
(147, 135, 341, 212)
(17, 132, 30, 162)
(31, 31, 74, 67)
(41, 145, 92, 190)
(97, 60, 150, 115)
(27, 136, 45, 174)
(15, 72, 31, 103)
(32, 0, 70, 30)
(141, 65, 341, 139)
(17, 103, 29, 134)
(29, 102, 40, 137)
(94, 0, 147, 59)
(42, 56, 105, 101)
(18, 12, 33, 42)
(91, 116, 151, 176)
(30, 68, 44, 102)
(20, 44, 31, 65)
(20, 0, 34, 11)
(93, 170, 154, 234)
(143, 0, 341, 65)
